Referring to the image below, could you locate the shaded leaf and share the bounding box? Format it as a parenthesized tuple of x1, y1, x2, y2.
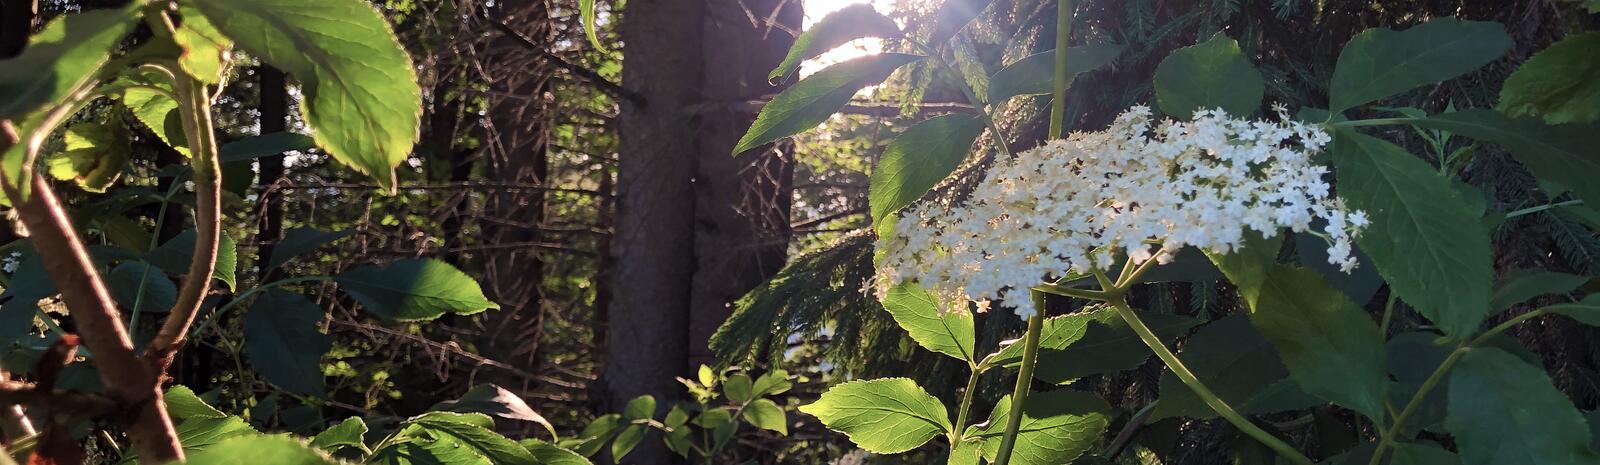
(1491, 269, 1588, 312)
(430, 384, 556, 439)
(986, 45, 1125, 104)
(334, 259, 498, 321)
(610, 425, 645, 461)
(1498, 32, 1600, 124)
(146, 229, 238, 292)
(1153, 34, 1263, 117)
(1030, 310, 1201, 383)
(219, 132, 317, 163)
(742, 398, 787, 434)
(107, 261, 177, 316)
(265, 228, 351, 271)
(45, 122, 129, 192)
(1446, 347, 1600, 465)
(1153, 316, 1316, 420)
(521, 440, 591, 465)
(1409, 110, 1600, 211)
(0, 5, 136, 119)
(244, 289, 330, 396)
(412, 414, 536, 465)
(734, 54, 923, 155)
(1329, 19, 1511, 114)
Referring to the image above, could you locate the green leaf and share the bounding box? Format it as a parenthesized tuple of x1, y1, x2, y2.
(1329, 19, 1511, 114)
(1326, 443, 1460, 465)
(265, 228, 351, 271)
(1333, 130, 1491, 338)
(724, 374, 754, 404)
(173, 416, 259, 456)
(107, 261, 177, 316)
(948, 440, 981, 465)
(610, 425, 645, 461)
(880, 282, 977, 362)
(868, 115, 983, 229)
(1491, 269, 1588, 312)
(986, 45, 1125, 104)
(1498, 32, 1600, 124)
(1152, 316, 1317, 420)
(1385, 332, 1452, 436)
(188, 0, 421, 191)
(1446, 347, 1600, 465)
(244, 289, 330, 396)
(165, 385, 227, 421)
(974, 391, 1112, 465)
(798, 378, 952, 454)
(146, 229, 239, 292)
(768, 4, 902, 83)
(119, 76, 188, 156)
(219, 132, 317, 163)
(334, 258, 498, 321)
(697, 365, 717, 388)
(172, 5, 233, 83)
(0, 5, 137, 119)
(1152, 33, 1263, 117)
(927, 0, 993, 47)
(733, 53, 923, 155)
(45, 122, 129, 192)
(1235, 265, 1388, 420)
(578, 0, 605, 52)
(371, 434, 490, 465)
(184, 435, 336, 465)
(742, 398, 788, 434)
(430, 384, 557, 439)
(1295, 232, 1383, 306)
(985, 307, 1197, 377)
(751, 369, 792, 397)
(1546, 294, 1600, 326)
(413, 414, 536, 465)
(1409, 110, 1600, 210)
(310, 417, 369, 453)
(1203, 231, 1283, 294)
(622, 395, 655, 420)
(521, 440, 591, 465)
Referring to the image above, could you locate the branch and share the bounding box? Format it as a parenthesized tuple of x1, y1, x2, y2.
(719, 99, 979, 117)
(489, 20, 646, 106)
(0, 121, 183, 463)
(149, 68, 221, 364)
(0, 381, 119, 420)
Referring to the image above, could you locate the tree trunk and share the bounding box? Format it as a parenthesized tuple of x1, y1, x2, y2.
(477, 0, 553, 409)
(688, 0, 800, 369)
(256, 65, 288, 282)
(606, 0, 704, 462)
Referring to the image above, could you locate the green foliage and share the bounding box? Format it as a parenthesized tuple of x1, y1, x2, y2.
(1491, 269, 1588, 312)
(183, 435, 335, 465)
(1333, 130, 1491, 338)
(188, 0, 422, 190)
(264, 228, 352, 271)
(244, 289, 331, 396)
(147, 228, 239, 291)
(1153, 316, 1315, 420)
(563, 366, 794, 462)
(1328, 19, 1511, 114)
(171, 5, 233, 84)
(309, 417, 369, 454)
(1498, 32, 1600, 124)
(798, 378, 952, 454)
(986, 45, 1125, 104)
(0, 5, 135, 119)
(769, 4, 902, 83)
(972, 391, 1110, 465)
(733, 54, 924, 155)
(1409, 110, 1600, 209)
(881, 282, 978, 362)
(1024, 309, 1200, 383)
(868, 114, 984, 232)
(1153, 33, 1263, 117)
(45, 122, 128, 192)
(107, 261, 177, 316)
(1446, 347, 1600, 465)
(333, 258, 499, 321)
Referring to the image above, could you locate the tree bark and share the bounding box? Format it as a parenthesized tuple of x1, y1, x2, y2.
(606, 0, 704, 462)
(688, 0, 800, 369)
(256, 65, 288, 282)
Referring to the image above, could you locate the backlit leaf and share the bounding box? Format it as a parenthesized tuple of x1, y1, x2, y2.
(987, 45, 1125, 104)
(769, 4, 901, 83)
(869, 115, 983, 230)
(798, 378, 951, 454)
(334, 259, 498, 321)
(734, 54, 923, 155)
(880, 282, 977, 362)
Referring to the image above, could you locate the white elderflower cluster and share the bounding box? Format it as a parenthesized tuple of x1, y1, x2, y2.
(874, 105, 1366, 319)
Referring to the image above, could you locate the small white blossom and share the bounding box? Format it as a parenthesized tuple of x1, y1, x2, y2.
(874, 106, 1365, 319)
(1, 251, 20, 274)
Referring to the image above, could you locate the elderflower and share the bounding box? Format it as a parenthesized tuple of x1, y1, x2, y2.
(874, 105, 1364, 320)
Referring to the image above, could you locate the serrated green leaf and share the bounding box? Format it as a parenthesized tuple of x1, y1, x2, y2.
(413, 415, 535, 465)
(734, 53, 923, 155)
(1329, 19, 1511, 114)
(165, 385, 227, 421)
(0, 5, 136, 119)
(334, 259, 498, 321)
(769, 4, 901, 83)
(46, 122, 129, 192)
(522, 439, 591, 465)
(1491, 269, 1588, 312)
(869, 114, 983, 229)
(244, 289, 330, 396)
(146, 228, 238, 292)
(184, 435, 336, 465)
(1325, 442, 1460, 465)
(310, 417, 369, 453)
(974, 391, 1111, 465)
(188, 0, 420, 191)
(1498, 32, 1600, 124)
(119, 77, 188, 156)
(430, 384, 556, 439)
(1153, 33, 1263, 117)
(107, 260, 177, 316)
(1153, 316, 1317, 420)
(798, 378, 951, 454)
(265, 228, 351, 271)
(610, 424, 645, 461)
(742, 398, 788, 434)
(1333, 130, 1490, 338)
(880, 282, 977, 362)
(1409, 110, 1600, 211)
(172, 5, 232, 83)
(1447, 347, 1600, 465)
(986, 45, 1125, 104)
(1235, 265, 1388, 421)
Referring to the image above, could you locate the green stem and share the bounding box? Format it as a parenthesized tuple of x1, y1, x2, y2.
(1379, 292, 1398, 342)
(1330, 117, 1415, 128)
(992, 309, 1044, 465)
(911, 40, 1014, 160)
(1048, 0, 1073, 139)
(1109, 297, 1314, 465)
(1505, 199, 1584, 219)
(951, 367, 981, 442)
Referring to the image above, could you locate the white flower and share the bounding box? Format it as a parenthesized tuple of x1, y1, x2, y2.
(874, 106, 1365, 319)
